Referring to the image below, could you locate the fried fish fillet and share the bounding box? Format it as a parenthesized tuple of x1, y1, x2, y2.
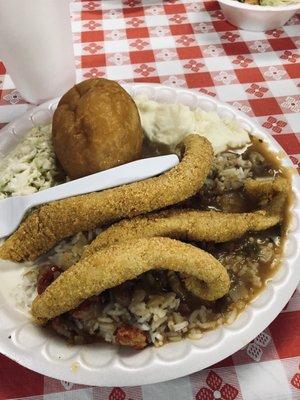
(0, 135, 213, 262)
(244, 176, 290, 215)
(82, 209, 280, 258)
(31, 237, 230, 324)
(244, 176, 289, 200)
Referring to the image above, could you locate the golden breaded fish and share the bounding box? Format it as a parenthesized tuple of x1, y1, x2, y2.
(244, 176, 289, 200)
(82, 209, 280, 258)
(0, 135, 213, 262)
(244, 176, 290, 216)
(31, 237, 230, 324)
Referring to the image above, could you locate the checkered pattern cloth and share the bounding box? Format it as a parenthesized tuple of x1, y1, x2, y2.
(0, 1, 299, 399)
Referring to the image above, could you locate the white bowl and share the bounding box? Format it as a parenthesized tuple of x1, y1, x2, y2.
(218, 0, 300, 31)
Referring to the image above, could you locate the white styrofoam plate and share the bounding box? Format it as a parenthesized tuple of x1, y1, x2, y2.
(0, 83, 299, 387)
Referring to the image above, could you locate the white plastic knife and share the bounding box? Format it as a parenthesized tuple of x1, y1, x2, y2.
(0, 154, 179, 238)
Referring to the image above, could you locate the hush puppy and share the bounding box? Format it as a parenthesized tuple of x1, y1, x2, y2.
(52, 78, 143, 179)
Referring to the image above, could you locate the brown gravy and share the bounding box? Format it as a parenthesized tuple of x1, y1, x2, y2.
(49, 135, 293, 343)
(137, 135, 293, 319)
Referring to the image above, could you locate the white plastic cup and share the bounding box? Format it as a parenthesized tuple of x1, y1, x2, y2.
(0, 0, 76, 104)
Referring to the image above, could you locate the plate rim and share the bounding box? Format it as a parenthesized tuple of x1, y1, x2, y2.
(0, 82, 299, 386)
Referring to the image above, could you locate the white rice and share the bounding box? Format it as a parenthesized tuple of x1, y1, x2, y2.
(12, 265, 39, 311)
(3, 122, 279, 348)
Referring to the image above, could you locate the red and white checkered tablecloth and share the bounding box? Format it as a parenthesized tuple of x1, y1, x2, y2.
(0, 1, 299, 399)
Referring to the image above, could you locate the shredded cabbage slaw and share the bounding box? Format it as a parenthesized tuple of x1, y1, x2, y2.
(0, 125, 60, 199)
(237, 0, 299, 5)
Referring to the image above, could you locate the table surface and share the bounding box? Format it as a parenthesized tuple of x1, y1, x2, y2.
(0, 1, 299, 399)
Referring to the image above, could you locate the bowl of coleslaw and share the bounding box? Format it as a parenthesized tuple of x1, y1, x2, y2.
(218, 0, 300, 31)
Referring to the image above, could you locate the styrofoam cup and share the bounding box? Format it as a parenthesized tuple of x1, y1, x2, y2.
(0, 0, 76, 104)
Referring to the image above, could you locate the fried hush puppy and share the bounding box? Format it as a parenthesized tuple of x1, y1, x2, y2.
(0, 135, 213, 262)
(31, 237, 230, 325)
(83, 208, 281, 258)
(52, 78, 143, 179)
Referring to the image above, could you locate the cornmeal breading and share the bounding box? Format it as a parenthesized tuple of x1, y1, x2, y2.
(244, 176, 289, 200)
(0, 135, 213, 262)
(83, 209, 280, 258)
(31, 237, 230, 324)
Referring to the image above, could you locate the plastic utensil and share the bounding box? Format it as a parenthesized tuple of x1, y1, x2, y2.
(0, 154, 179, 238)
